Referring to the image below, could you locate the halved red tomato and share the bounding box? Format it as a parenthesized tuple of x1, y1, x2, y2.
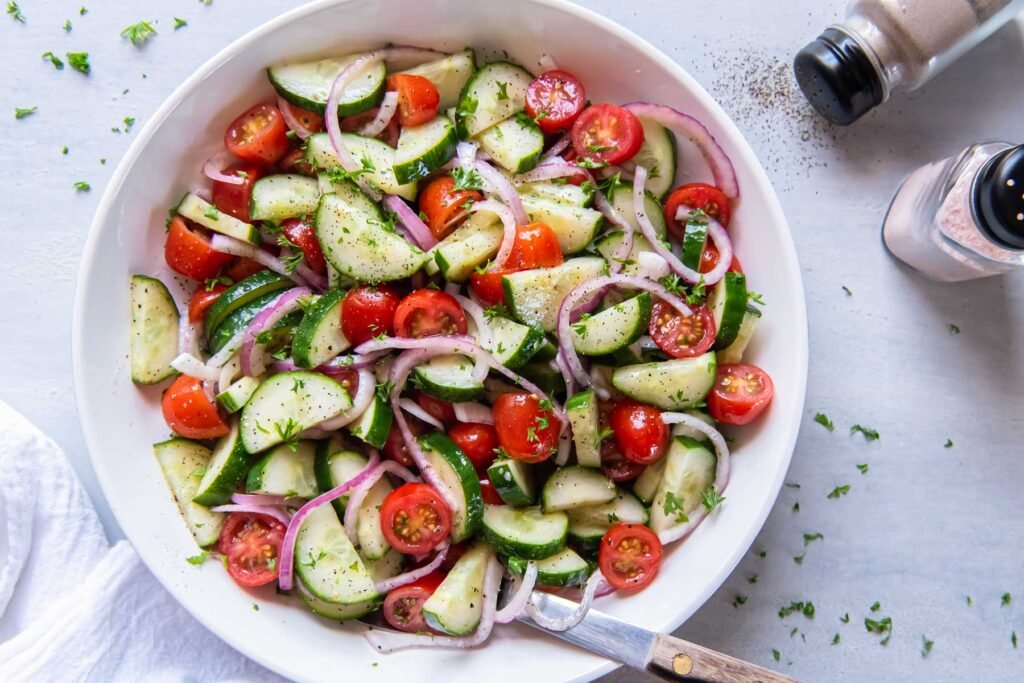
(664, 183, 731, 241)
(386, 74, 440, 128)
(380, 482, 453, 554)
(571, 104, 644, 166)
(468, 223, 564, 305)
(394, 290, 468, 338)
(649, 302, 716, 359)
(218, 512, 286, 588)
(224, 104, 290, 165)
(525, 70, 586, 134)
(382, 571, 446, 633)
(161, 375, 230, 440)
(609, 400, 668, 465)
(342, 284, 401, 345)
(599, 523, 662, 591)
(188, 283, 227, 323)
(165, 217, 234, 281)
(382, 419, 423, 468)
(280, 217, 326, 275)
(492, 392, 560, 463)
(279, 100, 324, 138)
(699, 244, 744, 275)
(479, 479, 504, 505)
(212, 164, 266, 223)
(707, 363, 774, 426)
(419, 175, 483, 240)
(448, 422, 499, 475)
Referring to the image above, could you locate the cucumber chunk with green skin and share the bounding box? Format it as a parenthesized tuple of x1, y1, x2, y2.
(507, 548, 592, 587)
(520, 195, 603, 255)
(239, 371, 352, 454)
(482, 316, 545, 370)
(570, 293, 652, 357)
(680, 215, 709, 272)
(649, 436, 716, 533)
(482, 505, 568, 560)
(245, 440, 318, 498)
(520, 181, 593, 208)
(176, 192, 260, 244)
(418, 432, 484, 542)
(193, 422, 251, 506)
(609, 184, 667, 238)
(216, 376, 261, 414)
(314, 441, 368, 516)
(541, 466, 617, 513)
(709, 272, 748, 349)
(422, 542, 495, 635)
(566, 488, 649, 528)
(632, 457, 665, 505)
(268, 55, 386, 116)
(631, 118, 676, 199)
(315, 189, 427, 283)
(565, 390, 602, 468)
(129, 275, 179, 384)
(718, 306, 761, 364)
(486, 458, 536, 506)
(297, 580, 379, 622)
(455, 61, 533, 139)
(611, 353, 717, 410)
(305, 133, 417, 200)
(503, 257, 609, 332)
(412, 354, 485, 402)
(429, 211, 503, 281)
(398, 49, 476, 110)
(292, 289, 350, 369)
(394, 116, 458, 184)
(249, 174, 321, 222)
(476, 114, 544, 174)
(346, 391, 393, 449)
(294, 503, 379, 605)
(153, 439, 224, 547)
(203, 270, 290, 335)
(207, 294, 301, 354)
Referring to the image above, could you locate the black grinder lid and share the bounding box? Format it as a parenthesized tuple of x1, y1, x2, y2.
(793, 28, 884, 126)
(974, 145, 1024, 250)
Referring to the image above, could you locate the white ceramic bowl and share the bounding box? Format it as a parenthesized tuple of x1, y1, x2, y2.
(73, 1, 807, 680)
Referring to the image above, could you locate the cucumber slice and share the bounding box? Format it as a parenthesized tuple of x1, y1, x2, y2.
(294, 503, 379, 605)
(305, 132, 417, 200)
(649, 436, 716, 533)
(239, 371, 352, 454)
(482, 505, 568, 560)
(718, 307, 761, 364)
(486, 458, 536, 506)
(594, 231, 666, 278)
(611, 353, 717, 410)
(503, 257, 609, 332)
(314, 441, 368, 515)
(418, 432, 484, 542)
(483, 316, 545, 370)
(413, 354, 484, 402)
(315, 188, 427, 283)
(206, 292, 301, 354)
(176, 192, 259, 243)
(394, 116, 458, 184)
(193, 422, 251, 506)
(203, 270, 290, 335)
(507, 548, 591, 587)
(564, 390, 601, 468)
(297, 580, 379, 622)
(567, 522, 605, 555)
(399, 49, 476, 110)
(570, 293, 652, 356)
(631, 118, 676, 199)
(346, 391, 393, 449)
(680, 214, 709, 272)
(129, 275, 179, 384)
(292, 289, 350, 369)
(245, 440, 318, 498)
(422, 542, 495, 635)
(268, 55, 386, 116)
(476, 114, 544, 174)
(455, 61, 533, 139)
(356, 474, 393, 560)
(566, 488, 649, 529)
(541, 466, 616, 513)
(430, 212, 502, 282)
(153, 439, 225, 547)
(249, 174, 321, 222)
(521, 195, 603, 255)
(520, 181, 593, 208)
(632, 458, 665, 505)
(215, 376, 261, 413)
(708, 272, 748, 349)
(609, 184, 667, 238)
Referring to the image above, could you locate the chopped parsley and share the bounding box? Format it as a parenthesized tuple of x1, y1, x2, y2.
(842, 285, 852, 296)
(771, 649, 780, 662)
(6, 1, 24, 23)
(784, 482, 801, 489)
(662, 491, 689, 524)
(813, 412, 835, 431)
(831, 633, 841, 645)
(186, 551, 210, 565)
(452, 166, 483, 192)
(840, 613, 850, 623)
(173, 17, 188, 30)
(123, 116, 136, 132)
(73, 181, 91, 192)
(1013, 631, 1019, 649)
(686, 278, 707, 305)
(203, 205, 220, 221)
(870, 601, 881, 612)
(42, 51, 64, 69)
(658, 273, 686, 296)
(850, 424, 879, 441)
(747, 291, 766, 306)
(67, 51, 90, 74)
(253, 603, 260, 612)
(63, 19, 72, 31)
(949, 323, 960, 335)
(779, 601, 814, 619)
(921, 635, 934, 658)
(856, 463, 869, 474)
(966, 596, 973, 606)
(793, 553, 804, 565)
(803, 532, 823, 546)
(483, 302, 512, 321)
(14, 106, 37, 119)
(827, 484, 851, 499)
(748, 574, 758, 584)
(792, 502, 800, 512)
(121, 20, 158, 46)
(944, 439, 954, 448)
(274, 417, 303, 451)
(204, 275, 232, 291)
(864, 616, 893, 645)
(701, 486, 725, 512)
(456, 95, 478, 118)
(1001, 592, 1011, 606)
(495, 81, 509, 100)
(732, 595, 747, 608)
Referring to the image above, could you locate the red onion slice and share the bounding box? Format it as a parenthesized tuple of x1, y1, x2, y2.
(623, 102, 739, 198)
(203, 150, 244, 186)
(674, 205, 733, 285)
(475, 159, 527, 225)
(495, 561, 538, 623)
(470, 199, 517, 271)
(452, 293, 492, 382)
(209, 504, 292, 528)
(628, 167, 707, 285)
(452, 402, 493, 425)
(513, 160, 582, 184)
(239, 287, 311, 377)
(542, 134, 571, 161)
(358, 91, 399, 138)
(398, 398, 445, 430)
(171, 353, 221, 382)
(383, 194, 437, 250)
(231, 493, 300, 507)
(525, 570, 603, 631)
(456, 140, 478, 171)
(209, 234, 310, 288)
(593, 190, 634, 274)
(293, 260, 328, 292)
(375, 541, 449, 594)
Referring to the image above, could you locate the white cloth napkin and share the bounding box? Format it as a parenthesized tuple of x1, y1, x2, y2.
(0, 400, 286, 683)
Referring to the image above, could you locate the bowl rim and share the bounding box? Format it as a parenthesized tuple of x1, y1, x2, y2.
(72, 0, 808, 679)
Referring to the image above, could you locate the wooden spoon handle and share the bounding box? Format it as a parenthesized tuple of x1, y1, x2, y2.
(647, 633, 800, 683)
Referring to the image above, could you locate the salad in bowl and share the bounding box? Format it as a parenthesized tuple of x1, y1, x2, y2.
(129, 44, 773, 652)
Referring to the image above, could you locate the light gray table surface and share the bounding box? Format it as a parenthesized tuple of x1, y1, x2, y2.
(2, 1, 1023, 681)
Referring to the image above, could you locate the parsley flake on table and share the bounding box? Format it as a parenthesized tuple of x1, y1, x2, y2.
(841, 285, 852, 296)
(870, 601, 881, 612)
(748, 574, 758, 584)
(123, 116, 135, 131)
(966, 596, 973, 606)
(832, 633, 841, 645)
(771, 649, 780, 662)
(921, 635, 934, 658)
(827, 484, 851, 499)
(185, 550, 209, 565)
(42, 51, 64, 69)
(174, 17, 188, 30)
(252, 603, 259, 611)
(80, 6, 88, 15)
(67, 52, 90, 74)
(63, 19, 72, 32)
(121, 20, 158, 46)
(61, 146, 68, 155)
(1013, 631, 1019, 649)
(779, 601, 814, 619)
(6, 1, 24, 23)
(949, 323, 960, 335)
(840, 613, 850, 623)
(792, 501, 800, 512)
(732, 595, 747, 608)
(865, 616, 892, 643)
(850, 424, 879, 441)
(784, 482, 801, 489)
(803, 532, 823, 546)
(14, 106, 37, 119)
(814, 412, 835, 431)
(73, 180, 91, 192)
(1001, 592, 1011, 606)
(944, 438, 954, 448)
(857, 463, 869, 474)
(793, 553, 804, 565)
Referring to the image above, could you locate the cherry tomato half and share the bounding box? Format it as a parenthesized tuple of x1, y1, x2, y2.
(525, 70, 586, 135)
(419, 175, 483, 240)
(342, 284, 401, 345)
(164, 216, 234, 281)
(610, 400, 668, 465)
(161, 375, 230, 440)
(469, 223, 564, 305)
(386, 74, 441, 128)
(449, 422, 499, 475)
(394, 289, 468, 338)
(664, 183, 731, 241)
(571, 104, 644, 166)
(707, 363, 775, 426)
(188, 283, 227, 324)
(218, 512, 286, 588)
(380, 482, 453, 554)
(212, 164, 266, 223)
(649, 301, 716, 359)
(280, 217, 326, 275)
(493, 392, 560, 463)
(414, 392, 456, 425)
(382, 419, 423, 468)
(599, 523, 663, 591)
(382, 571, 446, 633)
(224, 103, 290, 165)
(699, 244, 744, 275)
